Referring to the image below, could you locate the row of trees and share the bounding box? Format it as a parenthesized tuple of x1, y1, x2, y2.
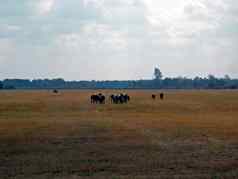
(0, 68, 237, 90)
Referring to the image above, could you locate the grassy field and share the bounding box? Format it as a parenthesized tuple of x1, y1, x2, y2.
(1, 90, 238, 179)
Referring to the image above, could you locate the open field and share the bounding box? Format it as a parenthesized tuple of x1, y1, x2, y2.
(1, 90, 238, 179)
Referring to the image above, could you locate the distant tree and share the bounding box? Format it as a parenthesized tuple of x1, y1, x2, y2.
(3, 79, 31, 89)
(0, 72, 238, 89)
(0, 81, 3, 89)
(208, 74, 216, 80)
(154, 67, 163, 80)
(224, 74, 231, 80)
(208, 74, 217, 88)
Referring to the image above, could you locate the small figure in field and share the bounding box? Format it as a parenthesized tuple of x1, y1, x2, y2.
(110, 94, 115, 104)
(91, 94, 99, 104)
(152, 94, 156, 100)
(91, 93, 105, 104)
(160, 93, 164, 100)
(126, 94, 130, 102)
(98, 93, 106, 104)
(110, 93, 130, 104)
(53, 89, 59, 94)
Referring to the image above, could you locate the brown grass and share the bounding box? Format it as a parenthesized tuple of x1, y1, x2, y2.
(1, 90, 238, 178)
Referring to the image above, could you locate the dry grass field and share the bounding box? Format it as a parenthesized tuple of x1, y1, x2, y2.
(1, 90, 238, 179)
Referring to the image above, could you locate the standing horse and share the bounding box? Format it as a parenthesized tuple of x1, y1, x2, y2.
(152, 94, 156, 100)
(160, 93, 164, 100)
(98, 94, 105, 104)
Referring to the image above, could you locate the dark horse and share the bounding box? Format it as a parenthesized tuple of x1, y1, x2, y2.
(91, 93, 105, 104)
(110, 94, 116, 104)
(152, 94, 156, 100)
(110, 94, 130, 104)
(160, 93, 164, 100)
(53, 89, 59, 94)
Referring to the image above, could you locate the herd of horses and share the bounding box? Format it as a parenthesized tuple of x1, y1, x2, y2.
(91, 93, 130, 104)
(152, 93, 164, 100)
(91, 93, 106, 104)
(52, 90, 164, 104)
(90, 92, 164, 104)
(110, 94, 130, 104)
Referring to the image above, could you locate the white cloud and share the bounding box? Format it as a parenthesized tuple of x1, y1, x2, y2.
(35, 0, 55, 15)
(0, 0, 238, 79)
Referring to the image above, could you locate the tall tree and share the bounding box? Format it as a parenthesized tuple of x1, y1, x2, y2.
(154, 67, 163, 80)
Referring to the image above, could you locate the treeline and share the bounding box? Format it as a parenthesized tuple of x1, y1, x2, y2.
(0, 76, 238, 90)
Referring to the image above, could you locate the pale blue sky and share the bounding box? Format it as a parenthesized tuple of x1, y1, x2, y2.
(0, 0, 238, 80)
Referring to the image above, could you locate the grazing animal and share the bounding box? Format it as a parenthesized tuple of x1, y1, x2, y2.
(91, 94, 98, 104)
(111, 93, 130, 104)
(91, 93, 105, 104)
(110, 94, 118, 104)
(111, 94, 119, 104)
(152, 94, 156, 100)
(160, 93, 164, 100)
(119, 93, 124, 104)
(124, 94, 130, 103)
(127, 95, 130, 102)
(110, 94, 114, 103)
(53, 89, 59, 94)
(98, 94, 105, 104)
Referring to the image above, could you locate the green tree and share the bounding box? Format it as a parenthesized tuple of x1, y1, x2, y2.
(154, 67, 163, 80)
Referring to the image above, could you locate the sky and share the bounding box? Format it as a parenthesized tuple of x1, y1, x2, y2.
(0, 0, 237, 80)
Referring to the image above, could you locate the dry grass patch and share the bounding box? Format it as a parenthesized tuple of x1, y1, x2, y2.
(1, 90, 238, 178)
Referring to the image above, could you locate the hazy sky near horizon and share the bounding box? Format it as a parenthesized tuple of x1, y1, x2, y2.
(0, 0, 238, 80)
